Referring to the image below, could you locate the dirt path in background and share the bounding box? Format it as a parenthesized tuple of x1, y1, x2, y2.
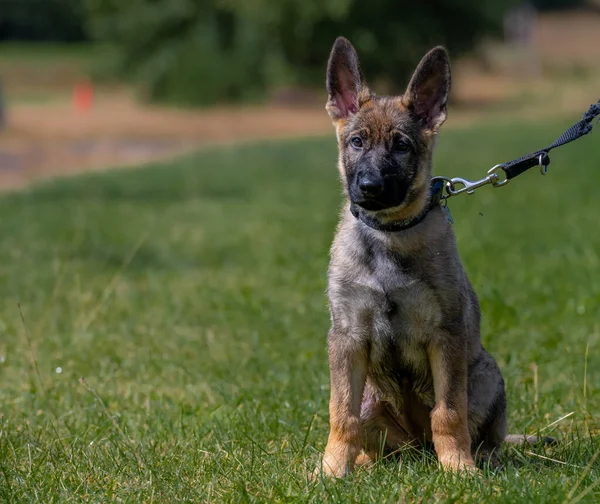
(1, 10, 599, 191)
(0, 94, 335, 190)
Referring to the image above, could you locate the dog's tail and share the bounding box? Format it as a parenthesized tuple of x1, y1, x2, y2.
(504, 434, 556, 446)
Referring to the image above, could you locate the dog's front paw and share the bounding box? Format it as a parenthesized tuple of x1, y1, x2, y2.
(312, 454, 351, 480)
(438, 454, 478, 473)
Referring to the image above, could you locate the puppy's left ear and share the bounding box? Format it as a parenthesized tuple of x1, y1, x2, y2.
(402, 47, 451, 131)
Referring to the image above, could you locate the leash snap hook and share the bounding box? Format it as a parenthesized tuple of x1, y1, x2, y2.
(447, 167, 506, 197)
(446, 176, 486, 196)
(435, 164, 509, 200)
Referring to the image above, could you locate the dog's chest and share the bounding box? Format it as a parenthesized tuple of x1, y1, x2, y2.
(331, 250, 441, 405)
(366, 248, 442, 334)
(369, 254, 440, 371)
(331, 249, 442, 360)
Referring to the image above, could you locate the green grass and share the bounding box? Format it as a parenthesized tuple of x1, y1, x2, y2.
(1, 117, 599, 502)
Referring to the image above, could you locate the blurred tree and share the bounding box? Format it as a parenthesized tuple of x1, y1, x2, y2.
(0, 0, 86, 41)
(85, 0, 522, 106)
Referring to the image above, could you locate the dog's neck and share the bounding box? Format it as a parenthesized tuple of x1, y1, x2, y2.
(349, 178, 445, 233)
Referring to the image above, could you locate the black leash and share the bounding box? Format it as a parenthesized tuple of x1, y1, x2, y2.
(355, 99, 600, 232)
(500, 99, 600, 180)
(434, 99, 600, 199)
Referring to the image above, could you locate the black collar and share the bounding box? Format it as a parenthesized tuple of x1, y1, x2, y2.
(350, 178, 445, 232)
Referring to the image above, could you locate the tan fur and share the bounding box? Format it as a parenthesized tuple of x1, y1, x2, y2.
(428, 344, 475, 470)
(320, 343, 368, 476)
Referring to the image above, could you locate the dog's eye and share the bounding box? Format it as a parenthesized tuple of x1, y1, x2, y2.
(394, 138, 411, 152)
(350, 136, 363, 149)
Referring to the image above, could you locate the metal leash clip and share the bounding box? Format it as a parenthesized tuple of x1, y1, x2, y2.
(440, 164, 509, 199)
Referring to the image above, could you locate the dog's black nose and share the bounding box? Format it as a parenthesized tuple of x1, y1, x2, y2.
(358, 176, 383, 196)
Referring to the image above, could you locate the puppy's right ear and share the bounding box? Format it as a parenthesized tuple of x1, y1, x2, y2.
(326, 37, 369, 121)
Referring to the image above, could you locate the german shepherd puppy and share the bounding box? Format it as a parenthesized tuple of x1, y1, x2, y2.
(318, 38, 537, 478)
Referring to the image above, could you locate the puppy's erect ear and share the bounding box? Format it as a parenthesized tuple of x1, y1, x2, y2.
(402, 47, 451, 131)
(326, 37, 368, 121)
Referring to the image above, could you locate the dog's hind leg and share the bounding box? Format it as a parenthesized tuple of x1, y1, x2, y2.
(465, 349, 508, 468)
(466, 349, 556, 468)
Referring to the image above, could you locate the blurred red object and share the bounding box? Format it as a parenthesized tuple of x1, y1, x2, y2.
(73, 81, 94, 113)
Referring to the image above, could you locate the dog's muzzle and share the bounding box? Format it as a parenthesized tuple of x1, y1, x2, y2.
(350, 172, 406, 211)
